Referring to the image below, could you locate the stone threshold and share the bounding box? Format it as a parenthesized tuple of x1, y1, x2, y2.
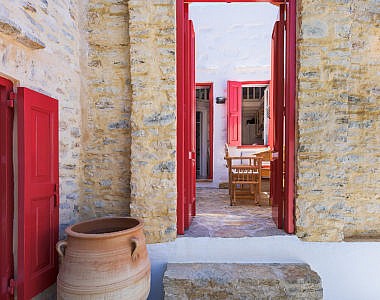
(164, 263, 322, 299)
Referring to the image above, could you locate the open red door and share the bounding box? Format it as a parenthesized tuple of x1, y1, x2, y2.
(177, 3, 196, 233)
(0, 77, 14, 300)
(184, 18, 196, 229)
(270, 7, 285, 228)
(283, 0, 296, 234)
(227, 81, 242, 147)
(17, 88, 59, 299)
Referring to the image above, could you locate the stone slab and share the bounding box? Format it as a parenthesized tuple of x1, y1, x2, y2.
(164, 263, 322, 299)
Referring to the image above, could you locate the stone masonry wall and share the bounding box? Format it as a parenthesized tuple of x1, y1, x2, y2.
(128, 0, 177, 243)
(79, 0, 132, 220)
(0, 0, 84, 232)
(296, 0, 380, 241)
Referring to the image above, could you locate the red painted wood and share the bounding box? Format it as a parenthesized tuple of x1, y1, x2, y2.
(184, 3, 190, 229)
(186, 0, 284, 3)
(0, 77, 14, 300)
(190, 20, 196, 218)
(184, 9, 197, 229)
(239, 80, 270, 85)
(196, 82, 214, 180)
(269, 77, 274, 150)
(270, 5, 285, 229)
(227, 81, 242, 146)
(17, 88, 59, 299)
(176, 0, 186, 234)
(284, 0, 296, 233)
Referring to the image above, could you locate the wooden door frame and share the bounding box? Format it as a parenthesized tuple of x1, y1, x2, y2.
(177, 0, 296, 234)
(196, 82, 214, 180)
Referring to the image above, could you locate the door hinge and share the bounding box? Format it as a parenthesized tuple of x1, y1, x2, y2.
(54, 183, 59, 207)
(7, 92, 15, 108)
(8, 278, 15, 296)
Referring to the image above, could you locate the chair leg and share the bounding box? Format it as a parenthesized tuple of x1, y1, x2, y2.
(232, 184, 237, 206)
(230, 184, 234, 206)
(255, 183, 261, 206)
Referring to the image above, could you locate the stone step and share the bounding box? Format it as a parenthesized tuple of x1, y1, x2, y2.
(163, 263, 322, 299)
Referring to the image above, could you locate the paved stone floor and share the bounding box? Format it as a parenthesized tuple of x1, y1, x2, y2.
(183, 185, 287, 238)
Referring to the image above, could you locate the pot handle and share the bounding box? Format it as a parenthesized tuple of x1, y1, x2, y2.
(131, 238, 139, 261)
(56, 240, 68, 257)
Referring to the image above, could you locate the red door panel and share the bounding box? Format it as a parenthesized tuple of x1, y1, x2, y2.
(284, 0, 296, 234)
(270, 8, 285, 229)
(190, 20, 196, 218)
(0, 77, 14, 300)
(227, 81, 242, 146)
(176, 1, 186, 234)
(17, 87, 59, 299)
(184, 17, 196, 229)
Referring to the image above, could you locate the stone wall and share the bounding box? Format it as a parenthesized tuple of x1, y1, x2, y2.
(79, 0, 132, 220)
(128, 0, 177, 243)
(0, 0, 84, 232)
(296, 0, 380, 241)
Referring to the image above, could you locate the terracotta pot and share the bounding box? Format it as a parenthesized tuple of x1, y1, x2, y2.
(56, 217, 150, 300)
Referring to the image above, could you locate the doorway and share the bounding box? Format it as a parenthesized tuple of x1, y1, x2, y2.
(177, 0, 296, 235)
(196, 83, 213, 181)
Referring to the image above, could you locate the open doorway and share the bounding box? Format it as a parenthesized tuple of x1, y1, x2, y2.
(196, 83, 213, 181)
(177, 0, 296, 236)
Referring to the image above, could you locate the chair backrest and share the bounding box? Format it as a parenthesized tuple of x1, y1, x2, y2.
(255, 150, 272, 161)
(231, 157, 262, 183)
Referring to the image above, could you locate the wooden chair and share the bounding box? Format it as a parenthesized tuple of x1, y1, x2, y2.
(224, 144, 257, 195)
(255, 150, 272, 178)
(230, 157, 262, 206)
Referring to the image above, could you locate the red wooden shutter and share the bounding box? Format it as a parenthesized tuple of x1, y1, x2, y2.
(0, 77, 14, 300)
(227, 81, 242, 146)
(17, 87, 59, 299)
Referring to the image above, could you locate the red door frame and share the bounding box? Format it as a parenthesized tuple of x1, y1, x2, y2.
(177, 0, 296, 234)
(196, 82, 214, 180)
(0, 77, 14, 300)
(176, 0, 186, 234)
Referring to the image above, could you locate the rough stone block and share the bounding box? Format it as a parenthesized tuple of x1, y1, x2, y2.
(164, 263, 322, 299)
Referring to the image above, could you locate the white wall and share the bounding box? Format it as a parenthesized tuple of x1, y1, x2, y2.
(148, 237, 380, 300)
(189, 3, 278, 187)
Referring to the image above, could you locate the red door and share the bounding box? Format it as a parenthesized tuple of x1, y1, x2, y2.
(0, 77, 14, 300)
(227, 81, 242, 147)
(270, 6, 285, 228)
(177, 2, 196, 233)
(17, 88, 59, 299)
(184, 18, 196, 229)
(284, 0, 296, 234)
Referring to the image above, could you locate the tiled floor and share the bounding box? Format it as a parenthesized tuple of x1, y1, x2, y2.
(183, 186, 286, 238)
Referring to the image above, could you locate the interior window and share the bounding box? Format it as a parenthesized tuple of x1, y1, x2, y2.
(241, 85, 269, 145)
